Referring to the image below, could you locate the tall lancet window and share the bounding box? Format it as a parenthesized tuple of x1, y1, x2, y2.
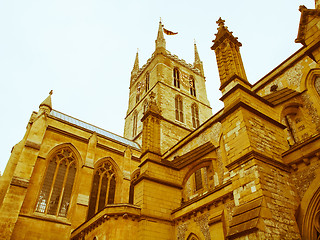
(87, 161, 116, 220)
(132, 112, 138, 137)
(146, 72, 150, 92)
(35, 148, 77, 218)
(191, 103, 199, 128)
(173, 68, 180, 88)
(190, 76, 196, 97)
(175, 95, 184, 122)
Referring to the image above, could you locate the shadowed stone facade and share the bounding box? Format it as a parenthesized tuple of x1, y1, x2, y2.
(1, 2, 320, 239)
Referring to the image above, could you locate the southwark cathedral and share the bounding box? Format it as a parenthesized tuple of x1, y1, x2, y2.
(2, 2, 320, 239)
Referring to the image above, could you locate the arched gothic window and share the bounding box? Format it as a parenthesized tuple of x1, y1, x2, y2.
(175, 96, 183, 122)
(183, 165, 214, 202)
(282, 104, 316, 146)
(190, 76, 196, 97)
(187, 233, 200, 240)
(35, 148, 77, 218)
(191, 103, 200, 128)
(146, 72, 150, 92)
(132, 112, 138, 137)
(173, 68, 180, 88)
(315, 76, 320, 95)
(87, 161, 116, 220)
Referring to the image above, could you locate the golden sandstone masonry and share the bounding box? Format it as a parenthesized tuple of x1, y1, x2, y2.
(1, 1, 320, 239)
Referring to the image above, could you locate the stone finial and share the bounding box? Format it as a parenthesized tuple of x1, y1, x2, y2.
(211, 18, 249, 92)
(39, 90, 53, 113)
(216, 17, 225, 28)
(211, 17, 241, 50)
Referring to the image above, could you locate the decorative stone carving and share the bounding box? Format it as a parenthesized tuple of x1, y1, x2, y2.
(301, 93, 320, 131)
(194, 212, 211, 240)
(177, 222, 189, 240)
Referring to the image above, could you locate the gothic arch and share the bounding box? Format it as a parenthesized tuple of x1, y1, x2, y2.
(182, 159, 214, 203)
(87, 158, 120, 219)
(186, 232, 202, 240)
(298, 173, 320, 239)
(301, 68, 320, 93)
(94, 157, 121, 178)
(130, 168, 140, 180)
(35, 143, 81, 218)
(182, 159, 213, 186)
(280, 102, 318, 146)
(45, 142, 83, 167)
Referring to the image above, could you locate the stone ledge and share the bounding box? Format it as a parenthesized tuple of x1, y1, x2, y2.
(11, 176, 29, 188)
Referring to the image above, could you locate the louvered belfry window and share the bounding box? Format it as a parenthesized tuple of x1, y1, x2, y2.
(190, 76, 196, 97)
(146, 72, 150, 92)
(194, 168, 203, 191)
(87, 162, 116, 220)
(175, 96, 184, 122)
(191, 103, 200, 128)
(173, 68, 180, 88)
(35, 148, 77, 217)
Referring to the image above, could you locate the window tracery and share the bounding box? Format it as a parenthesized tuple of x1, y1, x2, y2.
(87, 161, 116, 220)
(35, 148, 77, 218)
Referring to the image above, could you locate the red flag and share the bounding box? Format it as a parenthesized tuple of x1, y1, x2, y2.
(163, 27, 178, 35)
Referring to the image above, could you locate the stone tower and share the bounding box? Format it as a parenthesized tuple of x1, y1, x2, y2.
(124, 21, 212, 154)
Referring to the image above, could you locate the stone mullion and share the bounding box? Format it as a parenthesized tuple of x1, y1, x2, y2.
(56, 160, 71, 216)
(95, 172, 103, 213)
(44, 160, 60, 215)
(105, 173, 112, 206)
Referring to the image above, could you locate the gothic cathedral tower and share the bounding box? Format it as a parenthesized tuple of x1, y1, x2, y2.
(124, 21, 212, 154)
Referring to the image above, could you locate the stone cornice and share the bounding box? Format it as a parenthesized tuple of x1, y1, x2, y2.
(216, 101, 286, 130)
(219, 74, 252, 91)
(172, 142, 216, 169)
(19, 213, 71, 226)
(132, 172, 182, 189)
(225, 150, 290, 172)
(71, 204, 141, 240)
(172, 180, 233, 221)
(11, 176, 30, 188)
(219, 83, 273, 107)
(162, 109, 223, 159)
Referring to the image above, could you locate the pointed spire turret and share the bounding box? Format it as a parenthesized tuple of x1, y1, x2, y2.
(155, 20, 166, 51)
(193, 41, 204, 76)
(211, 18, 250, 93)
(131, 50, 139, 81)
(39, 90, 52, 114)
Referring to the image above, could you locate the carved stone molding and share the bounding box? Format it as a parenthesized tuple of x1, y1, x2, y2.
(11, 176, 29, 188)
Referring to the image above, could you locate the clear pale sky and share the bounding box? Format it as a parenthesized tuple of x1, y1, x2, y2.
(0, 0, 314, 173)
